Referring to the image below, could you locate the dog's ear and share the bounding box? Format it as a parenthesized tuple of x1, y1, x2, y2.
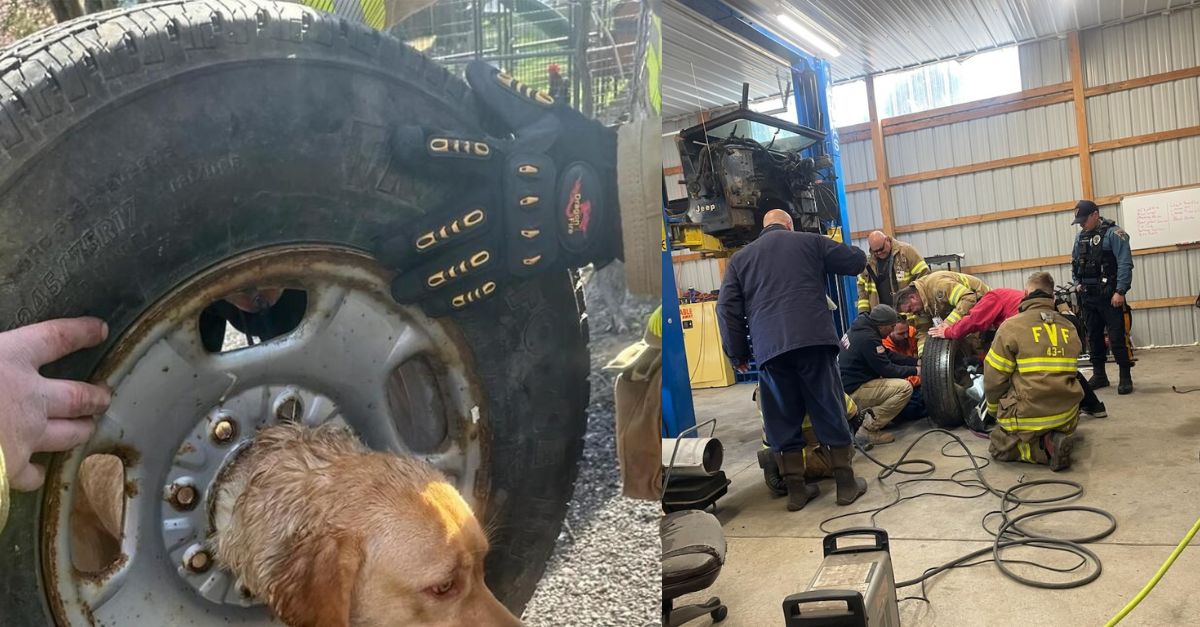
(269, 532, 363, 627)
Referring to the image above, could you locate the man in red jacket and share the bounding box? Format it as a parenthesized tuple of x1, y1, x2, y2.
(929, 287, 1107, 419)
(929, 287, 1024, 342)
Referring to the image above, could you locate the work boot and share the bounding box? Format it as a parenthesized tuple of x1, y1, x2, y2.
(855, 426, 895, 445)
(757, 448, 787, 497)
(1079, 400, 1107, 419)
(1088, 365, 1110, 389)
(827, 446, 868, 506)
(775, 451, 820, 511)
(1118, 366, 1133, 395)
(854, 408, 896, 445)
(1043, 432, 1076, 472)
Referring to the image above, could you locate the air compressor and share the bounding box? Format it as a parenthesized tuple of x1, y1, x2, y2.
(782, 528, 901, 626)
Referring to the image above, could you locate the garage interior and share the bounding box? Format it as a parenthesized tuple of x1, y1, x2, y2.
(662, 0, 1200, 625)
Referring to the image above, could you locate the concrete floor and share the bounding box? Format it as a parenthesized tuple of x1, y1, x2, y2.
(675, 346, 1200, 627)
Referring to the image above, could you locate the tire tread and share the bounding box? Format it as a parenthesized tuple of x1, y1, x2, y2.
(922, 336, 966, 429)
(0, 0, 470, 166)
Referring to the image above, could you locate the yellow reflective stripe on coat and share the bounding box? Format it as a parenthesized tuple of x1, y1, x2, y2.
(945, 310, 962, 324)
(985, 349, 1015, 373)
(949, 283, 968, 304)
(647, 306, 662, 339)
(359, 0, 386, 29)
(1016, 356, 1077, 373)
(996, 406, 1079, 431)
(300, 0, 387, 29)
(911, 260, 929, 275)
(985, 400, 998, 414)
(1017, 441, 1033, 462)
(645, 13, 662, 114)
(802, 394, 856, 430)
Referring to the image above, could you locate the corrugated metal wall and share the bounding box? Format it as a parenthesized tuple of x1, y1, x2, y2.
(1082, 9, 1200, 346)
(884, 102, 1077, 177)
(663, 134, 687, 201)
(837, 8, 1200, 347)
(1019, 38, 1071, 89)
(672, 254, 722, 293)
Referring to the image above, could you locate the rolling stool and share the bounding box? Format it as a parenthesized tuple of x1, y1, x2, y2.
(661, 509, 728, 625)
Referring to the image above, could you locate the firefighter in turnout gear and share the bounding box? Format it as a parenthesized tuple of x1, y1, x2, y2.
(895, 271, 992, 355)
(855, 231, 931, 313)
(1071, 200, 1135, 394)
(984, 272, 1084, 471)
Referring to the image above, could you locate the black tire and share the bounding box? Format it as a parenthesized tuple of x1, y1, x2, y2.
(0, 0, 589, 621)
(921, 336, 969, 428)
(712, 605, 729, 622)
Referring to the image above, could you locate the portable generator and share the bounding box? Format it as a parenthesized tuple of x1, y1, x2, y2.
(782, 528, 901, 626)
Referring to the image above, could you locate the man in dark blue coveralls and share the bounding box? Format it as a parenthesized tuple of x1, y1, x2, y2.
(1071, 200, 1135, 395)
(717, 209, 869, 512)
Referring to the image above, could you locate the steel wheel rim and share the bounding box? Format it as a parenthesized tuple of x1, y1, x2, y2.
(41, 245, 486, 625)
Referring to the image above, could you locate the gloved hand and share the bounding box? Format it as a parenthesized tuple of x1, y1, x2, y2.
(377, 61, 620, 316)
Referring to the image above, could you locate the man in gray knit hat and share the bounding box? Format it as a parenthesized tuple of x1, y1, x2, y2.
(838, 305, 919, 445)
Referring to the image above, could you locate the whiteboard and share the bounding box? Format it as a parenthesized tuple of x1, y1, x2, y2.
(1119, 186, 1200, 250)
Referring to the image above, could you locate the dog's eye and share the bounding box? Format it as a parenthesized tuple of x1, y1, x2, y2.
(429, 580, 455, 597)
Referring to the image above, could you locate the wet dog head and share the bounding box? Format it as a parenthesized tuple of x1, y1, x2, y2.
(213, 423, 520, 627)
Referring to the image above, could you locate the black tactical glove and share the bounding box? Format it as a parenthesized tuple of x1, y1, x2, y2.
(377, 61, 620, 316)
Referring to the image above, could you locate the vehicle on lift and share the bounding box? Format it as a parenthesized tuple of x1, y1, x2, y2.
(668, 85, 843, 248)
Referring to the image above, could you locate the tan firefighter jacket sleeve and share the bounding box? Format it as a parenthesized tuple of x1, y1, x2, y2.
(913, 271, 991, 354)
(855, 240, 930, 313)
(983, 297, 1084, 433)
(607, 307, 663, 500)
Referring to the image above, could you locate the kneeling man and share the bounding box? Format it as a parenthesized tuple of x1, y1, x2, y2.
(839, 305, 916, 445)
(984, 272, 1083, 471)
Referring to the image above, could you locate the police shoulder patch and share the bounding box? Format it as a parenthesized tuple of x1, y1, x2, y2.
(1115, 228, 1129, 241)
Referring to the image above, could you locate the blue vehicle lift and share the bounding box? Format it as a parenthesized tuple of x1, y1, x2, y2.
(661, 0, 858, 438)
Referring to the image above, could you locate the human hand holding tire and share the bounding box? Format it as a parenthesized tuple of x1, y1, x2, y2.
(0, 318, 111, 491)
(378, 61, 620, 317)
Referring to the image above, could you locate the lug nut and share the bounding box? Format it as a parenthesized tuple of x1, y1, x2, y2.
(276, 397, 303, 423)
(185, 549, 211, 573)
(170, 483, 198, 510)
(212, 418, 237, 443)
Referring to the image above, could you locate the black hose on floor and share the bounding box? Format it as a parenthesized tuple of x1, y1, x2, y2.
(820, 429, 1117, 602)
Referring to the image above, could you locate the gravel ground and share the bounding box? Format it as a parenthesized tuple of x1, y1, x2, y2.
(522, 265, 661, 627)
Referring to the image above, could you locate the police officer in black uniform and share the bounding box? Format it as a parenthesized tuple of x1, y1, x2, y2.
(1071, 200, 1135, 394)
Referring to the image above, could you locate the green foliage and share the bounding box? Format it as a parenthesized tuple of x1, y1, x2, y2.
(0, 0, 56, 48)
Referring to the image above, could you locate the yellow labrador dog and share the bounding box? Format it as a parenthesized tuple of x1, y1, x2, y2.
(212, 422, 521, 627)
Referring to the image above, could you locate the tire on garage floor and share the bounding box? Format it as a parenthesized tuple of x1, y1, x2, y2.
(0, 0, 589, 621)
(920, 336, 970, 429)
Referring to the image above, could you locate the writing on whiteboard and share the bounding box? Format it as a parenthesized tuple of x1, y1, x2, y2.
(1135, 199, 1199, 237)
(1121, 187, 1200, 251)
(1135, 207, 1162, 237)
